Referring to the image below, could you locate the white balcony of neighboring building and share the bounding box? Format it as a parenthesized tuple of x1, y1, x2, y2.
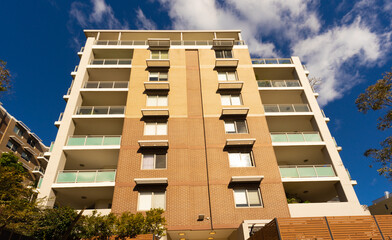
(32, 166, 45, 176)
(71, 65, 78, 77)
(54, 112, 63, 128)
(63, 135, 121, 151)
(43, 142, 54, 158)
(270, 132, 325, 147)
(252, 58, 294, 68)
(279, 165, 339, 183)
(52, 169, 116, 188)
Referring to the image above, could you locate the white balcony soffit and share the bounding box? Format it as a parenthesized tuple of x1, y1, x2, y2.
(226, 138, 256, 147)
(281, 177, 340, 182)
(52, 182, 115, 188)
(146, 59, 170, 68)
(138, 140, 169, 148)
(9, 135, 24, 146)
(141, 109, 169, 117)
(144, 82, 170, 91)
(134, 178, 168, 185)
(215, 59, 239, 68)
(231, 176, 264, 183)
(218, 81, 243, 90)
(221, 107, 249, 116)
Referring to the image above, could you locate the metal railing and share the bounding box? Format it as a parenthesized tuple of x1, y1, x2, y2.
(33, 166, 45, 174)
(73, 65, 79, 72)
(279, 165, 336, 178)
(79, 47, 85, 53)
(57, 112, 64, 121)
(67, 135, 121, 146)
(257, 80, 301, 88)
(90, 59, 132, 65)
(21, 162, 32, 171)
(83, 81, 129, 89)
(271, 132, 322, 142)
(56, 169, 116, 183)
(75, 106, 125, 115)
(264, 104, 310, 113)
(94, 40, 245, 46)
(252, 58, 292, 64)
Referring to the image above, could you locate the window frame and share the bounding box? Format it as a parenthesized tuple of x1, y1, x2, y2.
(144, 121, 168, 136)
(21, 151, 31, 162)
(149, 71, 169, 82)
(27, 137, 36, 148)
(6, 140, 18, 152)
(137, 191, 166, 211)
(141, 153, 167, 170)
(13, 125, 24, 137)
(224, 119, 248, 134)
(218, 71, 238, 81)
(233, 188, 263, 208)
(220, 94, 243, 106)
(215, 50, 233, 59)
(146, 95, 168, 107)
(228, 151, 254, 168)
(150, 50, 169, 60)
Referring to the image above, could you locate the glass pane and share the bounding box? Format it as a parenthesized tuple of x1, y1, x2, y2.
(76, 172, 96, 182)
(224, 50, 233, 58)
(93, 107, 108, 115)
(304, 133, 322, 142)
(240, 153, 252, 167)
(77, 107, 92, 115)
(155, 154, 166, 169)
(234, 189, 247, 207)
(85, 137, 103, 145)
(67, 137, 85, 146)
(159, 72, 168, 81)
(144, 123, 156, 135)
(57, 172, 77, 183)
(92, 60, 104, 65)
(316, 166, 335, 177)
(224, 121, 236, 133)
(286, 80, 300, 87)
(272, 80, 286, 87)
(151, 51, 159, 59)
(157, 96, 168, 106)
(142, 155, 154, 169)
(298, 167, 317, 177)
(236, 121, 247, 133)
(85, 82, 99, 88)
(99, 82, 113, 88)
(114, 82, 128, 88)
(280, 167, 299, 178)
(227, 72, 236, 81)
(258, 80, 271, 87)
(264, 105, 279, 112)
(103, 136, 121, 145)
(270, 133, 287, 142)
(160, 51, 168, 59)
(96, 171, 116, 182)
(105, 59, 117, 65)
(229, 153, 241, 167)
(218, 72, 227, 81)
(139, 192, 152, 211)
(109, 107, 125, 114)
(279, 104, 294, 112)
(147, 96, 157, 106)
(153, 192, 165, 209)
(221, 95, 231, 105)
(293, 104, 309, 112)
(215, 51, 224, 58)
(119, 59, 132, 65)
(156, 123, 167, 135)
(248, 190, 261, 206)
(287, 133, 304, 142)
(265, 59, 278, 64)
(231, 96, 242, 105)
(149, 72, 159, 81)
(279, 59, 291, 64)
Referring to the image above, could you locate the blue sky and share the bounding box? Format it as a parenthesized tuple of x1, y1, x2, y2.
(0, 0, 391, 205)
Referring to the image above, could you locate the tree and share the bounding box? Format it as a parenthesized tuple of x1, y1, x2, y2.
(75, 211, 117, 240)
(144, 208, 166, 238)
(356, 69, 392, 180)
(115, 212, 146, 239)
(0, 60, 11, 93)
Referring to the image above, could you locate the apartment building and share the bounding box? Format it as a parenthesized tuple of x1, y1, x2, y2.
(0, 104, 48, 185)
(369, 191, 392, 215)
(38, 30, 368, 240)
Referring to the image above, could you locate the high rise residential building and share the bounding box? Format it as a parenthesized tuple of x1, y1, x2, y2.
(0, 104, 48, 185)
(38, 30, 368, 240)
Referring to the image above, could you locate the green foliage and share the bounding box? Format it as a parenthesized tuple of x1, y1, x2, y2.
(0, 60, 11, 93)
(286, 194, 310, 204)
(0, 152, 26, 174)
(115, 212, 145, 239)
(144, 208, 166, 237)
(356, 69, 392, 180)
(76, 211, 117, 240)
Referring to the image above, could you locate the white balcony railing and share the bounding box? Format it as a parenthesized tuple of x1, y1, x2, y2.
(75, 106, 125, 115)
(257, 80, 301, 88)
(94, 40, 245, 46)
(58, 112, 64, 121)
(271, 132, 322, 142)
(83, 81, 129, 89)
(279, 165, 336, 178)
(56, 169, 116, 183)
(264, 104, 310, 113)
(67, 135, 121, 146)
(252, 58, 292, 64)
(90, 59, 132, 65)
(32, 166, 45, 175)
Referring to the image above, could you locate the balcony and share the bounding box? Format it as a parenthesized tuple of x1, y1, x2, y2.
(215, 59, 239, 68)
(83, 81, 129, 89)
(66, 135, 121, 147)
(146, 58, 170, 68)
(257, 80, 302, 89)
(54, 112, 63, 128)
(252, 58, 293, 65)
(37, 176, 43, 189)
(74, 106, 125, 118)
(88, 59, 132, 69)
(55, 169, 116, 185)
(93, 39, 245, 47)
(80, 81, 128, 106)
(279, 165, 337, 182)
(218, 81, 243, 91)
(271, 132, 324, 147)
(32, 166, 45, 176)
(264, 104, 311, 117)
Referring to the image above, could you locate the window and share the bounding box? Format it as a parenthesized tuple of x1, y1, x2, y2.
(224, 120, 248, 134)
(149, 72, 168, 81)
(27, 137, 36, 148)
(218, 71, 237, 81)
(6, 140, 18, 152)
(215, 50, 233, 59)
(13, 125, 24, 137)
(221, 94, 242, 106)
(142, 154, 166, 169)
(138, 191, 166, 211)
(21, 152, 31, 162)
(233, 188, 262, 207)
(144, 122, 168, 135)
(146, 95, 168, 107)
(151, 50, 169, 59)
(228, 152, 253, 167)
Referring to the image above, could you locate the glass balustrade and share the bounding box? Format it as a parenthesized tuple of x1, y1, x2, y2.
(67, 136, 121, 146)
(49, 142, 54, 152)
(75, 106, 125, 115)
(84, 81, 129, 89)
(271, 132, 322, 142)
(56, 170, 116, 183)
(95, 40, 245, 46)
(279, 165, 335, 178)
(90, 59, 132, 65)
(257, 80, 301, 88)
(37, 177, 43, 189)
(264, 104, 310, 113)
(252, 58, 292, 64)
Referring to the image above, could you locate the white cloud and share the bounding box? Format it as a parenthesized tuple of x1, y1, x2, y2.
(135, 8, 157, 30)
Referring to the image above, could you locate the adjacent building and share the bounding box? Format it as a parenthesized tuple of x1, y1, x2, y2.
(0, 104, 48, 185)
(369, 191, 392, 215)
(38, 30, 368, 240)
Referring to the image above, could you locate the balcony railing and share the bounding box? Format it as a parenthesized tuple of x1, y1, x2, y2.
(75, 106, 125, 115)
(56, 169, 116, 183)
(37, 176, 43, 189)
(32, 166, 45, 175)
(252, 58, 292, 64)
(49, 142, 54, 152)
(73, 65, 79, 72)
(67, 136, 121, 146)
(271, 132, 322, 142)
(94, 40, 245, 46)
(257, 80, 301, 88)
(58, 112, 64, 121)
(90, 59, 132, 65)
(279, 165, 336, 178)
(83, 81, 129, 89)
(264, 104, 310, 113)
